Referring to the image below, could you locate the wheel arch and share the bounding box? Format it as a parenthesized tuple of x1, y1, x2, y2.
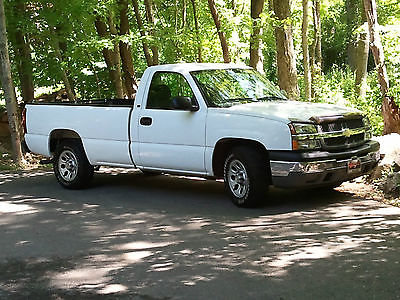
(49, 129, 83, 156)
(212, 138, 271, 179)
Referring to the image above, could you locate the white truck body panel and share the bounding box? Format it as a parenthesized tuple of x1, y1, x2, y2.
(130, 65, 208, 173)
(206, 108, 292, 151)
(225, 101, 360, 123)
(136, 109, 207, 173)
(26, 105, 133, 166)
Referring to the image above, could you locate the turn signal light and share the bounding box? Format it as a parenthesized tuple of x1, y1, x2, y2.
(292, 139, 299, 150)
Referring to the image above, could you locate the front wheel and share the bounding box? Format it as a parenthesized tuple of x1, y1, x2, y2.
(53, 140, 94, 189)
(224, 146, 269, 207)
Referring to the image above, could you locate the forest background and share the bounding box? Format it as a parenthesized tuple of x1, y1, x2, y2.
(0, 0, 400, 164)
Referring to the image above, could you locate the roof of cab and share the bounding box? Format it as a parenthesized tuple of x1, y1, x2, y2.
(146, 63, 252, 73)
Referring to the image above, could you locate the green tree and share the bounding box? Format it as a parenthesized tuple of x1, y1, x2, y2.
(0, 0, 23, 165)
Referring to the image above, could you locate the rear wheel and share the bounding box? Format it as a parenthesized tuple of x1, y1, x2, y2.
(53, 140, 94, 189)
(224, 146, 269, 207)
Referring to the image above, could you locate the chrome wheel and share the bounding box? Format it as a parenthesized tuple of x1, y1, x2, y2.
(58, 150, 78, 182)
(227, 159, 249, 198)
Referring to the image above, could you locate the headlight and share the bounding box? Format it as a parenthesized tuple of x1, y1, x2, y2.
(289, 122, 321, 150)
(292, 138, 322, 150)
(289, 123, 318, 134)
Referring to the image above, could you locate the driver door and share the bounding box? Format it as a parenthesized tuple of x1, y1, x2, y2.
(137, 71, 207, 173)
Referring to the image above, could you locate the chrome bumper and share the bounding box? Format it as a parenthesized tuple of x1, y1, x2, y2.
(270, 149, 380, 188)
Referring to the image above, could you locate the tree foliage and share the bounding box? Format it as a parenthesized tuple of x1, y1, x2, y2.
(0, 0, 399, 134)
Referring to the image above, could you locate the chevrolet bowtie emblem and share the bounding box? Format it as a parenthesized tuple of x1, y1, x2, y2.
(343, 128, 352, 138)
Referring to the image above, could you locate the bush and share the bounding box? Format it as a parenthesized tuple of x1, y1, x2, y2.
(298, 67, 384, 136)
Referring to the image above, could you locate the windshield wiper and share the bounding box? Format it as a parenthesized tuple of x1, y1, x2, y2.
(257, 95, 286, 101)
(227, 97, 254, 102)
(218, 98, 254, 108)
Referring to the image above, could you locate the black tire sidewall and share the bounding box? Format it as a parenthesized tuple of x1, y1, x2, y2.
(223, 146, 269, 207)
(53, 141, 93, 189)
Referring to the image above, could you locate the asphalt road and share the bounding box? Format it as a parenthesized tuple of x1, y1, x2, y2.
(1, 168, 400, 299)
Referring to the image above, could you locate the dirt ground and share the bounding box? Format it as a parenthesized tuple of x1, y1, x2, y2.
(0, 136, 48, 171)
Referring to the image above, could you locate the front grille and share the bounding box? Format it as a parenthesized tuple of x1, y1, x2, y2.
(318, 117, 367, 151)
(320, 118, 363, 132)
(324, 133, 365, 148)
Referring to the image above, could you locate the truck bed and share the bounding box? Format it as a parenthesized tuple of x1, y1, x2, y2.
(25, 100, 136, 167)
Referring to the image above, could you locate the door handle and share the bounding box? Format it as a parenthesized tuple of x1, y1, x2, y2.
(140, 117, 152, 126)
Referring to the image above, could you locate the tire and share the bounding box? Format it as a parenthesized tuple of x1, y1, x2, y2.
(53, 140, 94, 189)
(223, 146, 269, 207)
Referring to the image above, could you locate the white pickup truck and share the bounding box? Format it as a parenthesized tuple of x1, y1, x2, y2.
(24, 63, 380, 207)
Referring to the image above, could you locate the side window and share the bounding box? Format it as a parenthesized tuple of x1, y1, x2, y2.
(146, 72, 195, 110)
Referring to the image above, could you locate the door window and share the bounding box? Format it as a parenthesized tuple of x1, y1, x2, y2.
(146, 72, 196, 109)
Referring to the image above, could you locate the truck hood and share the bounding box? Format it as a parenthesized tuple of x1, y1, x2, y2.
(224, 100, 361, 123)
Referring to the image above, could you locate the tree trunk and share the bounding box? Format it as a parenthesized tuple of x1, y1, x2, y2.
(144, 0, 159, 65)
(354, 26, 369, 99)
(0, 0, 23, 165)
(119, 0, 138, 99)
(191, 0, 202, 62)
(132, 0, 153, 66)
(14, 31, 34, 103)
(364, 0, 388, 95)
(310, 24, 315, 97)
(346, 0, 364, 71)
(273, 0, 299, 98)
(346, 0, 369, 99)
(313, 0, 321, 73)
(55, 25, 77, 94)
(230, 0, 236, 11)
(310, 0, 321, 97)
(249, 0, 264, 72)
(175, 0, 179, 33)
(302, 0, 311, 100)
(208, 0, 231, 63)
(364, 0, 400, 134)
(107, 14, 125, 98)
(86, 53, 102, 99)
(14, 0, 34, 103)
(346, 0, 364, 34)
(54, 44, 76, 101)
(94, 15, 124, 98)
(49, 28, 76, 101)
(181, 0, 187, 29)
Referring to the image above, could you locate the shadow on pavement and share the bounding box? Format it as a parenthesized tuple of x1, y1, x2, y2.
(1, 169, 400, 299)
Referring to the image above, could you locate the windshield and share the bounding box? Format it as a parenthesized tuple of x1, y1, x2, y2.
(190, 68, 287, 107)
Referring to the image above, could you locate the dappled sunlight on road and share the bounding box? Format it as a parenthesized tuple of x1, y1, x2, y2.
(0, 170, 52, 185)
(51, 266, 119, 289)
(98, 284, 128, 294)
(117, 241, 180, 251)
(1, 169, 400, 298)
(0, 201, 38, 215)
(265, 238, 362, 276)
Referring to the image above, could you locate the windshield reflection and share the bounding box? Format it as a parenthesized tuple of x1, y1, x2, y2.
(191, 68, 287, 108)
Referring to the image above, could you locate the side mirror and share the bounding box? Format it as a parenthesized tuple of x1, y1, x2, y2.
(171, 96, 199, 111)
